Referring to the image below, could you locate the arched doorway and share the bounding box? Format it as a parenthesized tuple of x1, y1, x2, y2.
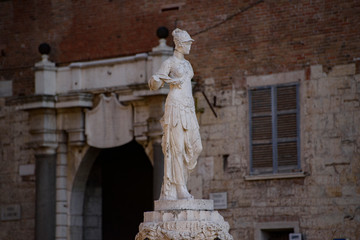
(73, 140, 153, 240)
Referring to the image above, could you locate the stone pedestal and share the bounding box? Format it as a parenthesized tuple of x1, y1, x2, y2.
(136, 199, 233, 240)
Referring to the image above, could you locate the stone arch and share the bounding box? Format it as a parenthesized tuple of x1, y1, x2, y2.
(69, 147, 100, 240)
(69, 140, 154, 240)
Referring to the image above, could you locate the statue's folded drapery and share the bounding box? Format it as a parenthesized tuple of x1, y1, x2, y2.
(160, 94, 202, 198)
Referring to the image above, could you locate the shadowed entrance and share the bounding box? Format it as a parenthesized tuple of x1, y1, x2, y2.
(84, 140, 153, 240)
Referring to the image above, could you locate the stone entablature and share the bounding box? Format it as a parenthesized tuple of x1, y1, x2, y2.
(34, 40, 172, 96)
(56, 53, 149, 93)
(22, 38, 174, 150)
(28, 39, 173, 151)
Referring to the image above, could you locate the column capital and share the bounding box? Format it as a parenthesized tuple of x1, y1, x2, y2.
(33, 146, 58, 156)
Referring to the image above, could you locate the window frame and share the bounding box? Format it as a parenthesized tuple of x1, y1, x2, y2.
(248, 82, 301, 175)
(254, 221, 300, 240)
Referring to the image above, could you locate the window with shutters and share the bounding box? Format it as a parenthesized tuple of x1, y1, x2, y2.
(249, 83, 300, 175)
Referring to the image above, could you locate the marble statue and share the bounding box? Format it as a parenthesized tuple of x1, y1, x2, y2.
(136, 28, 233, 240)
(149, 28, 203, 200)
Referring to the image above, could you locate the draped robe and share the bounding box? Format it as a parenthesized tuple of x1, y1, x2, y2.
(149, 56, 202, 200)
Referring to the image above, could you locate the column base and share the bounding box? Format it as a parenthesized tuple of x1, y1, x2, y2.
(136, 199, 233, 240)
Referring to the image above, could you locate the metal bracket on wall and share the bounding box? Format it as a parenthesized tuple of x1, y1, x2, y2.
(201, 91, 218, 118)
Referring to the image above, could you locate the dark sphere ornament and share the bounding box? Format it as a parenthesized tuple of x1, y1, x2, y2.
(156, 27, 169, 39)
(38, 43, 51, 55)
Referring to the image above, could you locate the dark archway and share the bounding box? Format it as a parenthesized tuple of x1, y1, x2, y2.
(84, 140, 153, 240)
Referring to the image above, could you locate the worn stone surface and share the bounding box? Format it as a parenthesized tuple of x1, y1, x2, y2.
(154, 199, 213, 211)
(136, 201, 233, 240)
(0, 105, 35, 240)
(191, 65, 360, 239)
(85, 93, 133, 148)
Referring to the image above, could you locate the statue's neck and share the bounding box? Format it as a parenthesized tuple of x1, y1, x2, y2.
(174, 50, 185, 60)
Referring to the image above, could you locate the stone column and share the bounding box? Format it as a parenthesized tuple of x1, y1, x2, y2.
(20, 100, 58, 240)
(26, 98, 90, 240)
(24, 45, 58, 239)
(30, 107, 57, 240)
(55, 93, 92, 240)
(19, 98, 58, 240)
(35, 152, 57, 240)
(55, 132, 68, 240)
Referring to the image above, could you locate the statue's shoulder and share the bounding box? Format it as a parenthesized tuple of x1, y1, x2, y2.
(164, 56, 176, 64)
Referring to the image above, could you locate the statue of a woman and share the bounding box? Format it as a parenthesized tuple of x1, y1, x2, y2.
(149, 28, 203, 200)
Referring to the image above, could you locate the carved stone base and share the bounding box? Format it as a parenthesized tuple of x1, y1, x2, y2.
(154, 199, 214, 211)
(136, 200, 233, 240)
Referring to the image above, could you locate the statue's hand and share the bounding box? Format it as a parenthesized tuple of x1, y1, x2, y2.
(149, 75, 165, 90)
(164, 77, 183, 88)
(157, 74, 172, 81)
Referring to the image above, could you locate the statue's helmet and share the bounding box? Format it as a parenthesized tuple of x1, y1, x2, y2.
(172, 28, 194, 44)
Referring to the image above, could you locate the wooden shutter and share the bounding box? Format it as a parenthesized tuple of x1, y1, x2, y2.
(250, 88, 273, 170)
(277, 85, 298, 168)
(252, 144, 273, 168)
(250, 84, 299, 174)
(278, 142, 297, 166)
(277, 113, 297, 138)
(277, 85, 297, 111)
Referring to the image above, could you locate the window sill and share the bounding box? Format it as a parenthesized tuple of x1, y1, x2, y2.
(244, 172, 306, 181)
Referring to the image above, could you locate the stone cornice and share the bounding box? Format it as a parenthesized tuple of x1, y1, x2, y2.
(6, 95, 56, 109)
(56, 92, 93, 108)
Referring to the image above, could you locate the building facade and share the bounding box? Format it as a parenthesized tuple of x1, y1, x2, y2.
(0, 0, 359, 240)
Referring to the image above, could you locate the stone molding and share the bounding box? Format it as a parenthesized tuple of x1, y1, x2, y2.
(55, 93, 93, 108)
(244, 172, 306, 181)
(9, 95, 56, 110)
(246, 70, 305, 87)
(136, 200, 233, 240)
(8, 93, 94, 152)
(155, 199, 214, 211)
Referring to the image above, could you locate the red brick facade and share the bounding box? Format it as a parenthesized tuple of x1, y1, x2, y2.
(1, 0, 360, 95)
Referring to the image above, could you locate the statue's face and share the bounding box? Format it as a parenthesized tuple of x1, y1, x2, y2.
(176, 41, 192, 55)
(181, 41, 192, 55)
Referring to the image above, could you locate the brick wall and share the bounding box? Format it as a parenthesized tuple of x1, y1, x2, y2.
(0, 101, 35, 240)
(1, 0, 360, 96)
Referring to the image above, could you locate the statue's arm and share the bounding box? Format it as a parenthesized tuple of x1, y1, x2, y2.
(149, 59, 171, 90)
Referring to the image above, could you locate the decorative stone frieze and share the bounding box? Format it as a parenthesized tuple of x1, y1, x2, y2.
(136, 200, 233, 240)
